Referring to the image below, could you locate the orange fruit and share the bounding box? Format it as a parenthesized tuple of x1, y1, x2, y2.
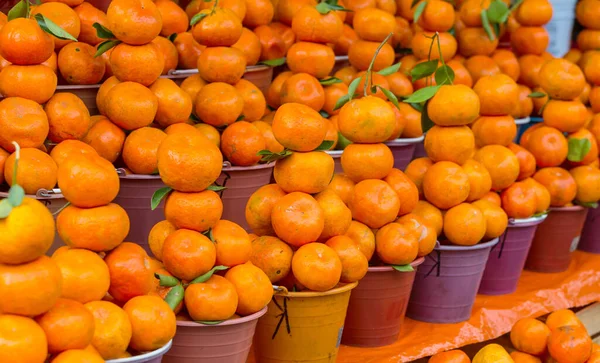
(538, 59, 585, 100)
(522, 177, 551, 213)
(492, 49, 521, 82)
(253, 25, 287, 61)
(577, 29, 600, 51)
(271, 192, 325, 247)
(0, 64, 57, 104)
(245, 183, 287, 236)
(0, 97, 49, 152)
(189, 0, 247, 20)
(429, 350, 471, 363)
(515, 0, 553, 26)
(105, 82, 158, 130)
(427, 84, 480, 126)
(162, 229, 216, 281)
(107, 0, 162, 45)
(31, 3, 80, 49)
(350, 179, 401, 229)
(472, 115, 518, 147)
(512, 85, 534, 119)
(570, 166, 600, 204)
(155, 0, 188, 37)
(511, 317, 551, 356)
(425, 125, 475, 165)
(212, 219, 252, 267)
(173, 31, 205, 69)
(465, 55, 501, 84)
(149, 78, 193, 127)
(542, 100, 588, 133)
(272, 102, 327, 151)
(548, 325, 592, 363)
(279, 72, 325, 111)
(221, 121, 265, 166)
(323, 83, 349, 116)
(58, 42, 105, 85)
(474, 145, 520, 191)
(348, 39, 395, 71)
(122, 295, 176, 352)
(405, 157, 434, 197)
(291, 5, 343, 44)
(423, 161, 470, 209)
(546, 309, 585, 331)
(533, 167, 577, 207)
(375, 222, 419, 264)
(195, 81, 244, 127)
(0, 18, 54, 65)
(96, 76, 120, 116)
(396, 213, 437, 256)
(157, 131, 223, 192)
(110, 42, 163, 86)
(243, 0, 274, 28)
(45, 92, 92, 143)
(51, 349, 105, 362)
(518, 54, 545, 88)
(36, 298, 95, 354)
(568, 129, 598, 166)
(84, 301, 132, 360)
(235, 79, 267, 122)
(500, 181, 537, 218)
(287, 41, 335, 79)
(508, 143, 537, 181)
(352, 7, 396, 42)
(250, 236, 294, 283)
(521, 126, 568, 168)
(197, 46, 247, 85)
(458, 27, 500, 57)
(338, 96, 396, 143)
(510, 351, 542, 363)
(191, 8, 242, 47)
(105, 242, 154, 303)
(417, 0, 455, 31)
(473, 74, 519, 116)
(185, 275, 239, 320)
(4, 147, 57, 195)
(225, 262, 273, 315)
(56, 203, 129, 252)
(273, 151, 334, 193)
(472, 199, 508, 239)
(384, 168, 419, 216)
(326, 174, 356, 206)
(164, 189, 222, 233)
(180, 74, 207, 105)
(341, 143, 394, 182)
(412, 31, 457, 61)
(57, 154, 119, 208)
(292, 243, 342, 291)
(266, 71, 292, 109)
(462, 159, 493, 202)
(148, 220, 177, 261)
(326, 235, 368, 283)
(121, 127, 167, 175)
(315, 189, 353, 241)
(444, 202, 487, 246)
(82, 117, 126, 163)
(0, 315, 48, 363)
(511, 26, 549, 56)
(334, 24, 360, 56)
(232, 27, 262, 66)
(344, 220, 375, 260)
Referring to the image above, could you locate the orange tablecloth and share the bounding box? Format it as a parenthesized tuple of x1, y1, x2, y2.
(336, 251, 600, 362)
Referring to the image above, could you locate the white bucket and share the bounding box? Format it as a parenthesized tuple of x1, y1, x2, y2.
(545, 0, 577, 57)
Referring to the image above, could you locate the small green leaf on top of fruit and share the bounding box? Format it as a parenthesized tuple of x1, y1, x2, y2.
(410, 59, 438, 81)
(392, 264, 415, 272)
(411, 0, 423, 8)
(258, 58, 286, 67)
(377, 62, 402, 76)
(257, 149, 293, 162)
(0, 199, 13, 219)
(413, 1, 427, 24)
(434, 64, 455, 86)
(403, 85, 441, 104)
(93, 22, 115, 39)
(34, 14, 78, 41)
(532, 210, 549, 218)
(236, 115, 245, 121)
(207, 184, 227, 192)
(421, 100, 435, 133)
(486, 0, 510, 24)
(164, 284, 184, 311)
(567, 138, 592, 162)
(528, 92, 546, 98)
(94, 39, 121, 57)
(190, 265, 229, 284)
(333, 94, 351, 111)
(480, 10, 496, 41)
(347, 76, 361, 98)
(319, 77, 342, 86)
(378, 86, 400, 109)
(151, 187, 172, 210)
(190, 12, 209, 26)
(195, 320, 226, 325)
(315, 140, 335, 151)
(575, 201, 599, 209)
(7, 0, 29, 21)
(155, 273, 180, 287)
(315, 0, 350, 14)
(7, 185, 24, 208)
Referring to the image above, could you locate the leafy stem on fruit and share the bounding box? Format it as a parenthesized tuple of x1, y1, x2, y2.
(257, 149, 293, 163)
(151, 187, 172, 210)
(567, 138, 592, 162)
(363, 32, 394, 97)
(0, 142, 25, 219)
(189, 265, 229, 284)
(315, 0, 350, 14)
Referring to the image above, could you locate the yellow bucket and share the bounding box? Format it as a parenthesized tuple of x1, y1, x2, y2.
(253, 282, 358, 363)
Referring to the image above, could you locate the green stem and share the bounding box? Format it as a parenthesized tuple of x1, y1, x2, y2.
(434, 31, 453, 85)
(425, 32, 437, 87)
(210, 0, 219, 14)
(363, 32, 394, 97)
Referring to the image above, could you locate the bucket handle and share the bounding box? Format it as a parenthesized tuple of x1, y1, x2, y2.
(490, 231, 509, 259)
(36, 188, 62, 198)
(270, 294, 291, 339)
(424, 250, 442, 278)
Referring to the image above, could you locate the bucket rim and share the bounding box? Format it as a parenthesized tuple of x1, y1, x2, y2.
(117, 162, 275, 179)
(384, 135, 425, 146)
(105, 340, 172, 363)
(274, 281, 358, 298)
(0, 188, 64, 200)
(167, 65, 271, 78)
(435, 237, 499, 251)
(530, 117, 543, 122)
(367, 256, 425, 272)
(325, 150, 343, 157)
(176, 306, 268, 327)
(515, 116, 531, 125)
(56, 84, 101, 91)
(509, 213, 548, 226)
(550, 205, 586, 212)
(335, 55, 349, 62)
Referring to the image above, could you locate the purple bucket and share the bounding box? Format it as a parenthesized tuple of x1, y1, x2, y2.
(113, 172, 166, 255)
(216, 162, 275, 231)
(411, 136, 426, 160)
(578, 206, 600, 254)
(106, 340, 173, 363)
(385, 136, 423, 171)
(326, 150, 343, 175)
(406, 238, 499, 324)
(479, 215, 547, 295)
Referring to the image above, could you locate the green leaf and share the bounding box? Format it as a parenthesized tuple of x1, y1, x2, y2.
(486, 0, 509, 23)
(410, 102, 424, 112)
(403, 85, 441, 104)
(319, 77, 342, 86)
(207, 184, 227, 191)
(34, 14, 78, 41)
(7, 185, 24, 207)
(92, 22, 114, 39)
(377, 62, 402, 76)
(411, 0, 421, 8)
(319, 110, 330, 118)
(151, 187, 172, 210)
(410, 60, 438, 81)
(336, 132, 352, 150)
(528, 92, 546, 98)
(236, 115, 245, 121)
(567, 138, 592, 162)
(195, 320, 226, 325)
(379, 87, 400, 109)
(164, 284, 184, 311)
(190, 12, 208, 26)
(94, 39, 121, 57)
(7, 0, 28, 21)
(315, 1, 332, 13)
(257, 149, 293, 163)
(189, 265, 229, 284)
(413, 1, 427, 23)
(333, 94, 351, 111)
(421, 100, 435, 133)
(202, 227, 214, 242)
(258, 57, 286, 67)
(480, 10, 495, 41)
(347, 77, 361, 98)
(0, 199, 13, 219)
(532, 210, 549, 218)
(315, 140, 335, 151)
(576, 201, 599, 208)
(168, 33, 178, 42)
(155, 273, 180, 287)
(434, 65, 455, 86)
(392, 264, 414, 272)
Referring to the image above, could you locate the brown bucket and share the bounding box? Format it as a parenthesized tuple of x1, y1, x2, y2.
(342, 257, 425, 347)
(525, 206, 589, 273)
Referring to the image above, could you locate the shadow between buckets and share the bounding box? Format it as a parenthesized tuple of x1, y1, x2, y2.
(479, 215, 547, 295)
(253, 282, 358, 363)
(525, 206, 589, 273)
(406, 238, 499, 324)
(578, 206, 600, 254)
(342, 257, 425, 348)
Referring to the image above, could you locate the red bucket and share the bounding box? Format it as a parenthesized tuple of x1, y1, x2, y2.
(342, 257, 424, 347)
(525, 206, 589, 273)
(578, 206, 600, 254)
